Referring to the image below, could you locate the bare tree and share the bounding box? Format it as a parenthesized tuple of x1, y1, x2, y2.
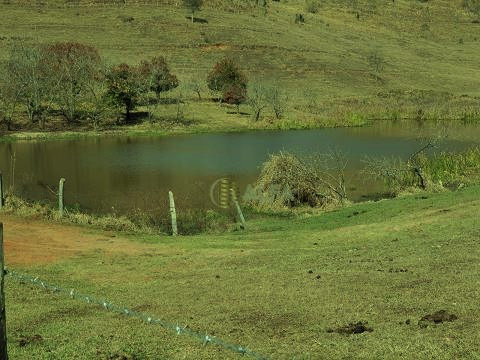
(362, 135, 443, 192)
(247, 83, 268, 122)
(308, 149, 348, 203)
(85, 67, 111, 130)
(0, 69, 21, 131)
(43, 42, 101, 123)
(6, 42, 49, 125)
(267, 85, 288, 119)
(187, 77, 203, 100)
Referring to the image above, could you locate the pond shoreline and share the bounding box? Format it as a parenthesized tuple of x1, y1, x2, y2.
(0, 118, 372, 143)
(2, 117, 479, 144)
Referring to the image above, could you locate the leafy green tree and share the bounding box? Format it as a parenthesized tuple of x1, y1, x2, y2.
(105, 63, 142, 122)
(183, 0, 203, 23)
(207, 58, 247, 102)
(138, 56, 179, 101)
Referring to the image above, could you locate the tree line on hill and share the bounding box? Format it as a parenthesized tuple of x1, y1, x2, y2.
(0, 41, 288, 131)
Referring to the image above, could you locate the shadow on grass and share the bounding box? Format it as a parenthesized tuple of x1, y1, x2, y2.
(185, 16, 208, 24)
(226, 111, 250, 116)
(126, 111, 150, 124)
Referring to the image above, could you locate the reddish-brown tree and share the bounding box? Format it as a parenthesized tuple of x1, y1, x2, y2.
(206, 58, 247, 102)
(223, 83, 247, 113)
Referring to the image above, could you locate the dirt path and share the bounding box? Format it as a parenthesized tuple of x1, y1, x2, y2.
(0, 215, 150, 266)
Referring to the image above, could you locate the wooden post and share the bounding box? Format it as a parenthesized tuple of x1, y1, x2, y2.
(0, 172, 3, 210)
(58, 178, 66, 217)
(0, 223, 8, 360)
(168, 191, 178, 236)
(230, 189, 246, 230)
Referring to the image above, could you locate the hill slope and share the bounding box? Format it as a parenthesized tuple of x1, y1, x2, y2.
(0, 0, 479, 128)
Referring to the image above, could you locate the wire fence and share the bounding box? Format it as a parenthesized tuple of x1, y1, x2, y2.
(4, 268, 268, 360)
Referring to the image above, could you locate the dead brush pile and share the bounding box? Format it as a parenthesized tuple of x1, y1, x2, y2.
(244, 151, 347, 210)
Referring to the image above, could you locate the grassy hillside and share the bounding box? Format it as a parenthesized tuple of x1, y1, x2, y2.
(3, 185, 480, 359)
(1, 0, 480, 134)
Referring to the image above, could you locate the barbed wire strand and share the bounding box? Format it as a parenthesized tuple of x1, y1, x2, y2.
(4, 269, 269, 360)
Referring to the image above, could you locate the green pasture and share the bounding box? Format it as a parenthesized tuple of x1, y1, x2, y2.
(5, 185, 480, 359)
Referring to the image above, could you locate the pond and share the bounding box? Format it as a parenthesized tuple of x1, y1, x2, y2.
(0, 121, 478, 217)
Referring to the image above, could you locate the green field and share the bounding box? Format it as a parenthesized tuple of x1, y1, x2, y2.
(2, 1, 480, 359)
(4, 185, 480, 359)
(1, 0, 480, 137)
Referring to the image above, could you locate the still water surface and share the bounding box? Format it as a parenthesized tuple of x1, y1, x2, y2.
(0, 121, 478, 216)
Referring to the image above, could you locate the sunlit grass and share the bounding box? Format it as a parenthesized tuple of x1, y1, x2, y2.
(4, 185, 480, 359)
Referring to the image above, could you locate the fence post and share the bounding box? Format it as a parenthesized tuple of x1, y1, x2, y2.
(0, 223, 8, 360)
(230, 189, 246, 230)
(168, 191, 178, 236)
(58, 178, 66, 217)
(0, 172, 3, 210)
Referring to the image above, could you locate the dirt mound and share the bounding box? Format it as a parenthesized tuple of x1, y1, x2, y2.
(327, 321, 373, 335)
(418, 310, 457, 327)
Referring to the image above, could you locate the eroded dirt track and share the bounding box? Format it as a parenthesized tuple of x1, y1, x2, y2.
(0, 215, 148, 266)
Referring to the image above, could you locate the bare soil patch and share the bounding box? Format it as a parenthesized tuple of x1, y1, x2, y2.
(0, 215, 151, 266)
